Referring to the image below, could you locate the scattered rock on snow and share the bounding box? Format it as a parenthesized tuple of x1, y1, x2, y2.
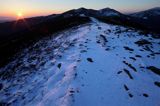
(79, 44, 84, 46)
(135, 55, 142, 58)
(129, 57, 136, 61)
(80, 50, 87, 53)
(70, 90, 75, 93)
(124, 84, 129, 91)
(147, 66, 160, 76)
(57, 63, 62, 69)
(98, 27, 101, 30)
(143, 93, 149, 97)
(0, 83, 3, 91)
(154, 81, 160, 88)
(123, 68, 133, 79)
(128, 93, 133, 98)
(135, 39, 151, 46)
(96, 40, 100, 44)
(107, 29, 111, 33)
(87, 58, 94, 62)
(117, 71, 122, 74)
(123, 46, 134, 51)
(100, 34, 108, 42)
(105, 48, 110, 51)
(123, 61, 137, 72)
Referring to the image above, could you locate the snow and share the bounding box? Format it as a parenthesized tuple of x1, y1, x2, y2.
(99, 8, 120, 17)
(101, 11, 119, 16)
(143, 17, 148, 19)
(79, 14, 85, 17)
(0, 18, 160, 106)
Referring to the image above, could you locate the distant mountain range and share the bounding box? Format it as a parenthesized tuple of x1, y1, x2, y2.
(65, 7, 160, 33)
(0, 7, 159, 67)
(130, 7, 160, 33)
(130, 7, 160, 18)
(0, 16, 15, 23)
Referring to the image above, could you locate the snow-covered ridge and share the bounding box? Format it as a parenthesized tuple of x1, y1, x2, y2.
(0, 19, 160, 106)
(62, 7, 122, 18)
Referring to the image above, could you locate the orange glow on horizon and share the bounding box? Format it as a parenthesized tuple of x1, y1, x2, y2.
(0, 9, 63, 19)
(16, 12, 23, 19)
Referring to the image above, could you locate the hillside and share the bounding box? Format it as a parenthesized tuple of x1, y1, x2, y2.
(130, 7, 160, 33)
(0, 19, 160, 106)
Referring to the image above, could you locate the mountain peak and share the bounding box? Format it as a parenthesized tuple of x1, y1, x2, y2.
(74, 7, 88, 13)
(100, 7, 112, 11)
(77, 7, 87, 10)
(99, 7, 121, 16)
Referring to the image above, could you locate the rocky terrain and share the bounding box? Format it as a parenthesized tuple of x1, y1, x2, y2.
(0, 19, 160, 106)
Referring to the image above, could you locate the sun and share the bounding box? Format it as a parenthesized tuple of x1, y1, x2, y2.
(17, 12, 23, 18)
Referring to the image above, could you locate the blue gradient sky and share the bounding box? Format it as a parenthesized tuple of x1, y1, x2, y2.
(1, 0, 160, 17)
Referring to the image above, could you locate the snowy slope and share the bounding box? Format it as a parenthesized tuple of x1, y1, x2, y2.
(0, 19, 160, 106)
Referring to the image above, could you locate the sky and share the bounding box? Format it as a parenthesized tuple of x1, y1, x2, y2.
(1, 0, 160, 18)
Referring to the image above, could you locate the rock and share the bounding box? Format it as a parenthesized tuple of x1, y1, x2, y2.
(108, 29, 111, 33)
(135, 39, 151, 46)
(143, 93, 149, 97)
(124, 46, 134, 51)
(123, 61, 137, 72)
(135, 55, 142, 58)
(128, 93, 133, 98)
(154, 81, 160, 87)
(57, 63, 62, 69)
(70, 90, 75, 93)
(117, 71, 122, 74)
(124, 84, 129, 91)
(0, 83, 3, 90)
(100, 34, 108, 42)
(96, 41, 100, 43)
(129, 57, 136, 61)
(80, 50, 87, 53)
(98, 27, 101, 30)
(147, 66, 160, 76)
(87, 58, 94, 62)
(123, 68, 133, 79)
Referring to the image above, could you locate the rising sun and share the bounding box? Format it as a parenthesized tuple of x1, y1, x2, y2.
(17, 12, 23, 18)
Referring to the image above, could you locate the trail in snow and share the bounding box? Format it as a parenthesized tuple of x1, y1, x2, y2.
(0, 19, 160, 106)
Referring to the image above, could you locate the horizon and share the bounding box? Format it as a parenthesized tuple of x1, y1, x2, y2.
(0, 6, 159, 20)
(1, 0, 160, 19)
